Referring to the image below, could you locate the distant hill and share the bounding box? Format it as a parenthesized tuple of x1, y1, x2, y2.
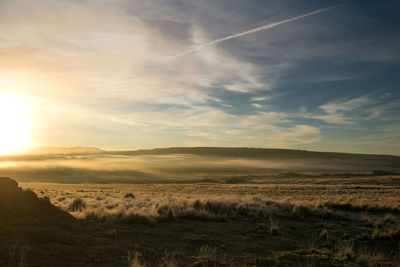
(1, 147, 399, 183)
(109, 147, 400, 160)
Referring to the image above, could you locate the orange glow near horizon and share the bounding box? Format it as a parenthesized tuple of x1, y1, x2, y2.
(0, 92, 32, 155)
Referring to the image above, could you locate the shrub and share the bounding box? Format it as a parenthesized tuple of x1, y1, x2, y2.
(156, 205, 174, 219)
(192, 199, 202, 211)
(124, 193, 135, 199)
(68, 198, 86, 212)
(334, 240, 354, 261)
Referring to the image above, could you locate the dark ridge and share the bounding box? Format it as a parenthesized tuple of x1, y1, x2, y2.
(0, 177, 76, 226)
(225, 177, 249, 184)
(109, 147, 400, 160)
(195, 178, 220, 183)
(0, 177, 18, 190)
(2, 147, 399, 165)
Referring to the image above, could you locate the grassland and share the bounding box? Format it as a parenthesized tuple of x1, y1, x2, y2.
(1, 147, 400, 266)
(6, 175, 398, 266)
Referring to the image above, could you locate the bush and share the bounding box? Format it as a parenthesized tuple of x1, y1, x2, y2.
(68, 198, 86, 212)
(156, 205, 174, 219)
(334, 240, 354, 261)
(124, 193, 135, 199)
(193, 199, 202, 211)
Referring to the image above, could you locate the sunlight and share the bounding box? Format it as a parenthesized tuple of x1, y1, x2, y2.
(0, 93, 31, 155)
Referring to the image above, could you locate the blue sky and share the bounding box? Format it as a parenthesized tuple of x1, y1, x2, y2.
(0, 0, 399, 154)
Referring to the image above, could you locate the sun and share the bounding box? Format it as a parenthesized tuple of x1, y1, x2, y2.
(0, 93, 32, 155)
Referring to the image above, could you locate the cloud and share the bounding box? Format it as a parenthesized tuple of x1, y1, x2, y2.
(299, 96, 374, 124)
(250, 96, 271, 102)
(0, 0, 399, 154)
(267, 125, 321, 147)
(0, 0, 271, 107)
(167, 4, 341, 59)
(319, 96, 371, 114)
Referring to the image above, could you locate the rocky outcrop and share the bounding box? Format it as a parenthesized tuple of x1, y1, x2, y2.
(0, 177, 75, 226)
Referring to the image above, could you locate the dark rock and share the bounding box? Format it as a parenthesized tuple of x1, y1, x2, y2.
(0, 177, 76, 226)
(0, 177, 18, 190)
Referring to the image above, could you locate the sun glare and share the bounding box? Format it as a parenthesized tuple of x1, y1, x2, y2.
(0, 93, 31, 155)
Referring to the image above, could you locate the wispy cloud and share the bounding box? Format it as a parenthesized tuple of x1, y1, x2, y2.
(313, 96, 373, 124)
(0, 0, 399, 154)
(266, 125, 321, 148)
(167, 4, 341, 59)
(294, 94, 400, 130)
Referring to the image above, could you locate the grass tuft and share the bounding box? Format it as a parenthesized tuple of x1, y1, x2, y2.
(124, 193, 135, 199)
(334, 240, 354, 261)
(128, 251, 147, 267)
(320, 229, 328, 241)
(68, 198, 86, 212)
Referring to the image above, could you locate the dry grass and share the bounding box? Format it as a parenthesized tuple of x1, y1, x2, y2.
(192, 245, 219, 266)
(320, 229, 328, 241)
(20, 182, 400, 225)
(356, 247, 386, 266)
(17, 182, 400, 266)
(8, 240, 28, 267)
(371, 213, 400, 240)
(269, 216, 280, 235)
(128, 251, 147, 267)
(159, 252, 178, 267)
(67, 198, 86, 212)
(334, 240, 355, 261)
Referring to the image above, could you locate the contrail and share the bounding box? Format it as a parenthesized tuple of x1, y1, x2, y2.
(167, 4, 341, 60)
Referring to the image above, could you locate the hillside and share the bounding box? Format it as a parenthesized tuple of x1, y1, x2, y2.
(110, 147, 400, 160)
(0, 147, 399, 183)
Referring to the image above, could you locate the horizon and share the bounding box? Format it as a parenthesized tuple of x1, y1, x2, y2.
(1, 0, 399, 156)
(14, 145, 400, 157)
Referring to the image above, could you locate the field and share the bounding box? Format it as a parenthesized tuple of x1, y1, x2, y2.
(0, 176, 397, 266)
(1, 148, 400, 266)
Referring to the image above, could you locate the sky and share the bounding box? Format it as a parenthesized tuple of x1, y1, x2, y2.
(0, 0, 399, 155)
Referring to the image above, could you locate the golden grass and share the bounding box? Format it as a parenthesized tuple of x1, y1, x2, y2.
(20, 182, 400, 224)
(17, 181, 400, 266)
